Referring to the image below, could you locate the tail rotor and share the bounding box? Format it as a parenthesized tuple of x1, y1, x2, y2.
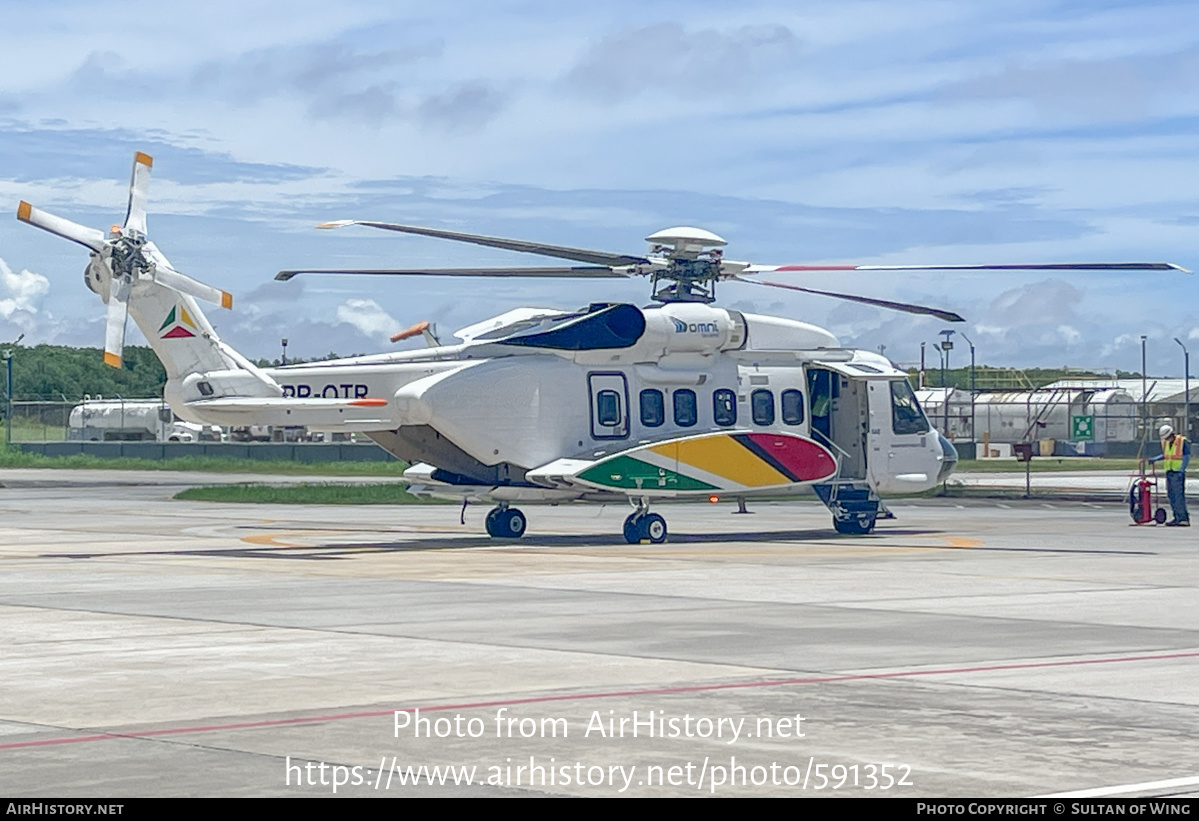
(17, 152, 232, 368)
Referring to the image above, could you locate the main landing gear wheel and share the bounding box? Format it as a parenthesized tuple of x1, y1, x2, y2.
(833, 514, 876, 535)
(622, 514, 640, 544)
(485, 506, 526, 538)
(622, 512, 667, 544)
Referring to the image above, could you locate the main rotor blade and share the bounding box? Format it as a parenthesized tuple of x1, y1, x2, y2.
(104, 276, 131, 368)
(746, 262, 1191, 274)
(154, 264, 233, 309)
(276, 266, 630, 282)
(316, 220, 648, 268)
(16, 202, 105, 251)
(123, 151, 153, 235)
(734, 276, 966, 322)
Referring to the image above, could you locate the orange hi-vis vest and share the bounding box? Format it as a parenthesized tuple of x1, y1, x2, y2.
(1162, 435, 1187, 472)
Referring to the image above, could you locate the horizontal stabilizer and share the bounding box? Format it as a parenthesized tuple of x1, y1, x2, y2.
(186, 396, 389, 413)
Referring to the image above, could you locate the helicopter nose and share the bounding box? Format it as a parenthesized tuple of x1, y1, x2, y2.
(936, 431, 959, 482)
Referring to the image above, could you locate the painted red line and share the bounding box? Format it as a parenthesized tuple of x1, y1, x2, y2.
(4, 650, 1197, 751)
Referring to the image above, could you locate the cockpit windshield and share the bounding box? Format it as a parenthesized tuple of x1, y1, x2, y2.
(890, 379, 930, 435)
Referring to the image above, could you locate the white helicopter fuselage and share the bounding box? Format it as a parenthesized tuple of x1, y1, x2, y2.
(156, 299, 955, 512)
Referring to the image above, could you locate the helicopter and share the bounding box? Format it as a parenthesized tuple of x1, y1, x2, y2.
(16, 153, 1188, 541)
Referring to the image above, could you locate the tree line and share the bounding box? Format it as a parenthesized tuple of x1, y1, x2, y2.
(3, 345, 166, 400)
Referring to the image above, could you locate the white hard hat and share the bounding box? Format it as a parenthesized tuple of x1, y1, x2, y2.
(1159, 424, 1174, 437)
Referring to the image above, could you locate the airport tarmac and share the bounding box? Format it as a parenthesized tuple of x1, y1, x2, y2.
(1, 469, 1197, 798)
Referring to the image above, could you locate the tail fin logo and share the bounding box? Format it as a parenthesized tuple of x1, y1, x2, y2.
(159, 305, 198, 339)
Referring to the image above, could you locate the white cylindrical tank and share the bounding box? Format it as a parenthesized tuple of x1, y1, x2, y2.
(69, 400, 168, 441)
(973, 388, 1137, 444)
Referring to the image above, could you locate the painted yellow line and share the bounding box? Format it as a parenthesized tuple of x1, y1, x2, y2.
(939, 536, 984, 548)
(241, 532, 319, 547)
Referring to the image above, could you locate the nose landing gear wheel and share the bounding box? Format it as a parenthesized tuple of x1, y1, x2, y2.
(485, 507, 527, 538)
(833, 514, 876, 535)
(622, 512, 668, 544)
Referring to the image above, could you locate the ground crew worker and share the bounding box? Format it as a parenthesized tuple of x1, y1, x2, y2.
(1150, 423, 1190, 526)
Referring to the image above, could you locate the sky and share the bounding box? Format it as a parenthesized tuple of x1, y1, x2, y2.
(1, 0, 1198, 375)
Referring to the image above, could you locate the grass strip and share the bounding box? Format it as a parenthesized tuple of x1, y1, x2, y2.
(0, 446, 408, 476)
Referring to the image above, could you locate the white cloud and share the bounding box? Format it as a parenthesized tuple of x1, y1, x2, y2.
(1057, 324, 1082, 346)
(335, 298, 402, 342)
(0, 258, 50, 318)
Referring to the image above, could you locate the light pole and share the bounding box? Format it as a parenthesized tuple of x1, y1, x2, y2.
(940, 329, 955, 438)
(281, 338, 289, 366)
(919, 342, 926, 388)
(1176, 338, 1190, 439)
(3, 334, 22, 447)
(932, 343, 947, 435)
(3, 350, 10, 447)
(962, 333, 976, 444)
(1141, 335, 1148, 443)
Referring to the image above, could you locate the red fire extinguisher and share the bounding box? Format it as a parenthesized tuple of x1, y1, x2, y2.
(1129, 464, 1167, 525)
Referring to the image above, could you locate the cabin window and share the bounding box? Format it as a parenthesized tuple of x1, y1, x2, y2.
(596, 390, 622, 427)
(713, 389, 737, 426)
(673, 389, 697, 427)
(781, 389, 805, 425)
(890, 379, 929, 435)
(588, 372, 629, 439)
(751, 389, 775, 426)
(640, 389, 665, 427)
